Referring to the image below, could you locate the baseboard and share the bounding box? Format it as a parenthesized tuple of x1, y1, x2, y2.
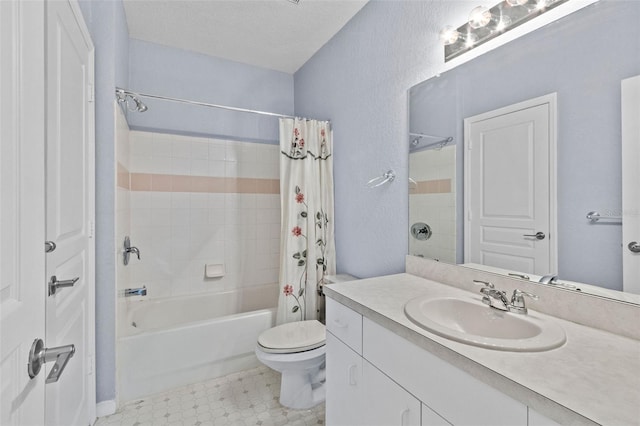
(96, 400, 117, 418)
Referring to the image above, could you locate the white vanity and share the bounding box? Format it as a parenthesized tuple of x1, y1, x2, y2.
(324, 257, 640, 425)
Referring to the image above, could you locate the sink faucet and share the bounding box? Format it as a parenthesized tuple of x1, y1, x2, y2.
(473, 280, 538, 314)
(539, 274, 558, 284)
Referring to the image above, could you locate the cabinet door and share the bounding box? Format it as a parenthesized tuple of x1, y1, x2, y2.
(326, 331, 363, 426)
(362, 360, 421, 426)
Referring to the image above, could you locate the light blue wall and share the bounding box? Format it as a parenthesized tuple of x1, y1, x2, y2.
(78, 0, 129, 404)
(294, 0, 470, 278)
(126, 39, 294, 143)
(295, 0, 640, 288)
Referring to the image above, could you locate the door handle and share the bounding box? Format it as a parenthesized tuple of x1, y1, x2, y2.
(48, 275, 79, 296)
(44, 241, 56, 253)
(27, 339, 75, 383)
(629, 241, 640, 253)
(523, 231, 546, 240)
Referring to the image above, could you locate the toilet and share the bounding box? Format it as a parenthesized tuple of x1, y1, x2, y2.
(255, 274, 357, 409)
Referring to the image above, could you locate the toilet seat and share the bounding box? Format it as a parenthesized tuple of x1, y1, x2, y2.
(258, 320, 325, 354)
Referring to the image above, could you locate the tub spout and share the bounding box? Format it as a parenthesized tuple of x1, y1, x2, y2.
(124, 286, 147, 297)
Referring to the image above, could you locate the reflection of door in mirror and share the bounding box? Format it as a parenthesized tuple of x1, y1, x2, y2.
(622, 75, 640, 295)
(464, 94, 557, 276)
(409, 145, 456, 263)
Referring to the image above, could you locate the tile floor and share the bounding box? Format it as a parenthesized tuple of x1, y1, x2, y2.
(96, 366, 325, 426)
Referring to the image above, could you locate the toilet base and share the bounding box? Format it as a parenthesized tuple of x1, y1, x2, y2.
(279, 366, 326, 409)
(255, 345, 326, 410)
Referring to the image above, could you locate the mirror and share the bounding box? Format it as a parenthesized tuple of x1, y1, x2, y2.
(408, 1, 640, 304)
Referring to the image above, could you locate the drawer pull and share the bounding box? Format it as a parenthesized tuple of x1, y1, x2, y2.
(333, 319, 348, 329)
(348, 364, 357, 385)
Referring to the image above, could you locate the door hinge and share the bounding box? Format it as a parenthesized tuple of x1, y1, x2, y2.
(88, 220, 94, 238)
(88, 84, 94, 103)
(88, 356, 94, 375)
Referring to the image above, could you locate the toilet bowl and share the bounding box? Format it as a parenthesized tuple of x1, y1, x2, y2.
(256, 274, 357, 409)
(255, 320, 326, 409)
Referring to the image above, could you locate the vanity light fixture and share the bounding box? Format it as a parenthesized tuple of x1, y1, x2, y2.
(440, 0, 569, 62)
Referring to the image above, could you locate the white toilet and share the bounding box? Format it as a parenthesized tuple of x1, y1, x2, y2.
(255, 274, 356, 409)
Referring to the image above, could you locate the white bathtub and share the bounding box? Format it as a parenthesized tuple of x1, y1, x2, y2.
(117, 284, 278, 402)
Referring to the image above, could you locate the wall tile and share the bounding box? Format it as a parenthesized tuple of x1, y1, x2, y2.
(126, 131, 281, 300)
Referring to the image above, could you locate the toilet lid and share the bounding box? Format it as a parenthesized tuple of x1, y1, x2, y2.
(258, 320, 325, 354)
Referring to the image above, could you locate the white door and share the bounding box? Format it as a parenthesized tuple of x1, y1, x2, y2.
(0, 0, 46, 424)
(464, 94, 557, 275)
(45, 1, 95, 424)
(622, 75, 640, 294)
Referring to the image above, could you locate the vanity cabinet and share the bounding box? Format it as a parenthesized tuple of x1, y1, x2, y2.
(326, 298, 560, 426)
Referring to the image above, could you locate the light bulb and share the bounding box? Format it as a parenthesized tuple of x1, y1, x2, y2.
(468, 6, 492, 29)
(506, 0, 528, 5)
(465, 32, 478, 47)
(439, 26, 460, 45)
(495, 14, 512, 31)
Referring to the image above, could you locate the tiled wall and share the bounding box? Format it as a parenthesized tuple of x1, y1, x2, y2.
(120, 130, 281, 299)
(409, 145, 456, 263)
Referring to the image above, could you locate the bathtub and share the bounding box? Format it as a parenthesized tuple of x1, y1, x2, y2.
(117, 284, 278, 402)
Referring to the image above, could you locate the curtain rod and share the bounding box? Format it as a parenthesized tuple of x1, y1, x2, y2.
(115, 87, 330, 122)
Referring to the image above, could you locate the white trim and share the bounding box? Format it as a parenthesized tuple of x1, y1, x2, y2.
(621, 75, 640, 294)
(68, 0, 97, 423)
(464, 93, 558, 274)
(95, 400, 117, 419)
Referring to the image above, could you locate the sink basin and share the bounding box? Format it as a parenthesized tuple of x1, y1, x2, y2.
(404, 296, 566, 352)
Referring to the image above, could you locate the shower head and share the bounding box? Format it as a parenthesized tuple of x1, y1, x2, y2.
(134, 98, 148, 112)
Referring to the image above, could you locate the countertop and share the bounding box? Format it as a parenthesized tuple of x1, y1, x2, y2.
(324, 273, 640, 426)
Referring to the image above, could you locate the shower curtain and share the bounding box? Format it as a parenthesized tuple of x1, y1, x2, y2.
(277, 118, 336, 325)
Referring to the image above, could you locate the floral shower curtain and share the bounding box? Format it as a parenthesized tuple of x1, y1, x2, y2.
(277, 118, 336, 325)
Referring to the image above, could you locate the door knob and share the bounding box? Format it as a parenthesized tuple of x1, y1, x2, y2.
(629, 241, 640, 253)
(27, 338, 75, 383)
(523, 231, 546, 240)
(44, 241, 56, 253)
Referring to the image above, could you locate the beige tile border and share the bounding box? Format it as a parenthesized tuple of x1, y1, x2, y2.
(409, 178, 452, 194)
(129, 173, 280, 194)
(117, 162, 130, 190)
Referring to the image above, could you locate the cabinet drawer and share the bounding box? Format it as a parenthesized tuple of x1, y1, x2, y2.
(363, 318, 527, 426)
(326, 298, 362, 354)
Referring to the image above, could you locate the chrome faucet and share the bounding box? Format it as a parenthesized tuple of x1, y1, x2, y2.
(538, 274, 579, 290)
(124, 286, 147, 297)
(538, 274, 558, 284)
(473, 280, 538, 315)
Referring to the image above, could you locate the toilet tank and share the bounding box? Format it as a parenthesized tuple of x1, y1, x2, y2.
(317, 274, 358, 324)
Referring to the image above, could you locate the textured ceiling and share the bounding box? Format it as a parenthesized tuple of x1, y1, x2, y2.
(123, 0, 369, 74)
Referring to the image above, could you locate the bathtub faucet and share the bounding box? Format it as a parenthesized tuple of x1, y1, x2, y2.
(124, 286, 147, 297)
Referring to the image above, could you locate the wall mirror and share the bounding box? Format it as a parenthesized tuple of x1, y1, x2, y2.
(408, 1, 640, 304)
